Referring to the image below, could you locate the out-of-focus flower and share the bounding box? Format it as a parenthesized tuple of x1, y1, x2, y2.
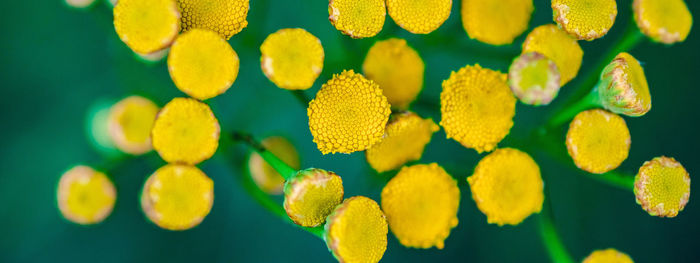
(107, 96, 159, 155)
(328, 0, 386, 38)
(57, 165, 116, 225)
(113, 0, 180, 54)
(64, 0, 96, 9)
(462, 0, 534, 45)
(634, 156, 690, 217)
(633, 0, 692, 44)
(552, 0, 617, 41)
(325, 196, 388, 263)
(284, 168, 344, 227)
(522, 24, 583, 86)
(566, 109, 630, 174)
(176, 0, 249, 39)
(260, 28, 324, 90)
(248, 136, 301, 195)
(386, 0, 451, 34)
(363, 38, 424, 109)
(508, 52, 561, 106)
(366, 112, 438, 172)
(583, 248, 634, 263)
(597, 52, 651, 117)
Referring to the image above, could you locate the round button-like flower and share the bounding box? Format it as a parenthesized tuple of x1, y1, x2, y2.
(307, 70, 391, 154)
(151, 97, 220, 165)
(141, 164, 214, 231)
(113, 0, 180, 54)
(634, 0, 692, 44)
(107, 96, 159, 155)
(386, 0, 452, 34)
(328, 0, 386, 39)
(462, 0, 534, 45)
(176, 0, 249, 40)
(168, 29, 239, 100)
(566, 109, 630, 174)
(248, 136, 301, 195)
(283, 168, 344, 227)
(468, 148, 544, 225)
(381, 163, 459, 249)
(634, 156, 690, 217)
(508, 52, 561, 106)
(440, 64, 516, 153)
(598, 52, 651, 117)
(57, 165, 116, 225)
(366, 112, 438, 173)
(362, 38, 424, 109)
(583, 248, 634, 263)
(522, 24, 583, 86)
(325, 196, 388, 263)
(260, 28, 324, 90)
(552, 0, 617, 41)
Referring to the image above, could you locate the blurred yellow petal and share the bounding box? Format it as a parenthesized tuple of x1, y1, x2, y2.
(57, 166, 116, 225)
(634, 0, 692, 44)
(522, 24, 583, 86)
(260, 28, 324, 90)
(363, 38, 424, 109)
(113, 0, 180, 54)
(462, 0, 534, 45)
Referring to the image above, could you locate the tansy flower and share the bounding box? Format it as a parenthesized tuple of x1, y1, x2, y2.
(307, 70, 391, 154)
(381, 163, 459, 249)
(64, 0, 96, 9)
(552, 0, 617, 41)
(168, 29, 239, 100)
(522, 24, 583, 86)
(566, 109, 630, 174)
(634, 156, 690, 217)
(248, 136, 301, 195)
(325, 196, 388, 263)
(151, 97, 220, 165)
(386, 0, 452, 34)
(366, 112, 438, 173)
(141, 164, 214, 231)
(284, 169, 344, 227)
(57, 165, 116, 225)
(440, 64, 516, 153)
(583, 248, 634, 263)
(461, 0, 534, 45)
(362, 38, 424, 109)
(107, 96, 159, 155)
(113, 0, 180, 54)
(633, 0, 692, 44)
(260, 28, 324, 90)
(468, 148, 544, 225)
(328, 0, 386, 39)
(176, 0, 249, 40)
(597, 52, 651, 117)
(508, 52, 561, 106)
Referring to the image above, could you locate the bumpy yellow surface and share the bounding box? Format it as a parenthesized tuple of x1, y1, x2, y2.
(107, 96, 159, 155)
(328, 0, 386, 38)
(508, 52, 561, 106)
(440, 64, 516, 153)
(113, 0, 180, 54)
(566, 109, 630, 174)
(468, 148, 544, 225)
(325, 196, 388, 263)
(57, 166, 116, 225)
(307, 70, 391, 154)
(552, 0, 617, 40)
(168, 29, 239, 100)
(141, 164, 214, 231)
(634, 156, 691, 218)
(583, 248, 634, 263)
(598, 52, 651, 117)
(366, 112, 438, 173)
(381, 163, 459, 249)
(284, 169, 344, 227)
(522, 24, 583, 86)
(260, 28, 324, 90)
(151, 98, 220, 165)
(634, 0, 692, 44)
(363, 38, 424, 109)
(176, 0, 249, 39)
(462, 0, 534, 45)
(248, 136, 301, 195)
(386, 0, 452, 34)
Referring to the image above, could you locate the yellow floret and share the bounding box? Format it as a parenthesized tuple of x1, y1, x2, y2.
(440, 64, 516, 153)
(57, 166, 116, 225)
(107, 96, 159, 155)
(260, 28, 325, 90)
(522, 24, 583, 86)
(598, 52, 651, 117)
(328, 0, 386, 38)
(366, 112, 438, 173)
(113, 0, 180, 54)
(168, 29, 239, 100)
(248, 136, 301, 195)
(151, 97, 220, 165)
(283, 169, 344, 227)
(325, 196, 388, 263)
(634, 0, 692, 44)
(307, 70, 391, 154)
(462, 0, 534, 45)
(362, 38, 424, 109)
(552, 0, 617, 40)
(566, 109, 630, 174)
(508, 52, 561, 106)
(141, 164, 214, 231)
(583, 248, 634, 263)
(468, 148, 544, 225)
(634, 156, 691, 217)
(386, 0, 452, 34)
(176, 0, 249, 39)
(381, 163, 459, 249)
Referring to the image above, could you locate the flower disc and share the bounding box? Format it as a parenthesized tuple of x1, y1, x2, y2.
(363, 38, 424, 109)
(522, 24, 583, 86)
(176, 0, 249, 39)
(366, 112, 438, 173)
(462, 0, 534, 45)
(566, 109, 630, 174)
(634, 0, 692, 44)
(283, 169, 344, 227)
(260, 28, 324, 90)
(328, 0, 386, 38)
(583, 248, 634, 263)
(598, 52, 651, 117)
(386, 0, 452, 34)
(113, 0, 180, 54)
(57, 166, 116, 225)
(107, 96, 159, 155)
(325, 196, 388, 263)
(552, 0, 617, 40)
(634, 156, 690, 217)
(508, 52, 561, 106)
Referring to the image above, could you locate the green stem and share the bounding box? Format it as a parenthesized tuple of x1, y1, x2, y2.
(231, 132, 297, 180)
(539, 181, 575, 263)
(588, 171, 636, 191)
(546, 87, 602, 129)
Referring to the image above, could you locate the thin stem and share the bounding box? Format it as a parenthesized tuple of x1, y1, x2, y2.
(231, 132, 297, 180)
(588, 171, 636, 191)
(546, 87, 601, 129)
(539, 180, 575, 263)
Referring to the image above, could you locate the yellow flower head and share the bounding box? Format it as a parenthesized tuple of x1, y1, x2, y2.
(176, 0, 249, 39)
(508, 52, 561, 106)
(461, 0, 534, 45)
(583, 248, 634, 263)
(107, 96, 159, 155)
(64, 0, 96, 9)
(151, 97, 220, 165)
(468, 148, 544, 225)
(307, 70, 391, 154)
(366, 112, 438, 173)
(566, 109, 630, 174)
(284, 168, 344, 227)
(634, 156, 690, 217)
(634, 0, 693, 44)
(168, 29, 239, 100)
(522, 24, 583, 86)
(248, 136, 301, 195)
(362, 38, 424, 109)
(440, 64, 516, 153)
(598, 52, 651, 117)
(325, 196, 388, 263)
(381, 163, 459, 249)
(552, 0, 617, 41)
(57, 165, 116, 225)
(113, 0, 180, 54)
(141, 164, 214, 231)
(260, 28, 325, 90)
(328, 0, 386, 38)
(386, 0, 452, 34)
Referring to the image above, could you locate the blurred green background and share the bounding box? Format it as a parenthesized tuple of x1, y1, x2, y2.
(1, 0, 698, 262)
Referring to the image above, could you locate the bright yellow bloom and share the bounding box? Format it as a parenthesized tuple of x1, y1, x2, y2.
(566, 109, 630, 174)
(260, 28, 324, 90)
(386, 0, 452, 34)
(462, 0, 534, 45)
(307, 70, 391, 154)
(168, 29, 239, 100)
(113, 0, 180, 54)
(552, 0, 617, 41)
(64, 0, 96, 9)
(57, 166, 116, 225)
(151, 97, 220, 165)
(634, 156, 690, 217)
(325, 196, 388, 263)
(583, 248, 634, 263)
(284, 169, 344, 227)
(366, 112, 438, 172)
(468, 148, 544, 225)
(176, 0, 249, 40)
(381, 163, 459, 249)
(522, 24, 583, 86)
(328, 0, 386, 39)
(362, 38, 424, 109)
(248, 136, 301, 195)
(508, 52, 561, 106)
(141, 164, 214, 231)
(634, 0, 692, 44)
(440, 64, 516, 153)
(598, 52, 651, 117)
(107, 96, 159, 155)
